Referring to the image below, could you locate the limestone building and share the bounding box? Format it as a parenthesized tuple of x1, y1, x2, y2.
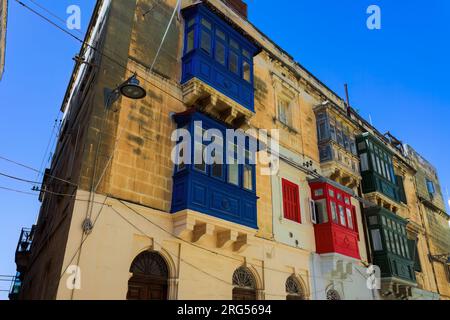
(10, 0, 449, 300)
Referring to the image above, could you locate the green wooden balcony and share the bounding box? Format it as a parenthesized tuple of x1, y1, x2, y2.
(365, 206, 416, 284)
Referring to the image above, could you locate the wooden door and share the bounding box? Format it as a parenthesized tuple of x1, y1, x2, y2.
(232, 288, 256, 300)
(127, 276, 167, 300)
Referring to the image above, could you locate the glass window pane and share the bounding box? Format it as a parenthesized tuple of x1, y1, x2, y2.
(330, 201, 338, 223)
(384, 230, 392, 251)
(201, 18, 212, 30)
(360, 153, 369, 171)
(315, 199, 328, 224)
(194, 142, 206, 172)
(229, 51, 239, 74)
(186, 30, 194, 53)
(314, 189, 324, 197)
(230, 39, 239, 51)
(215, 41, 225, 65)
(216, 29, 226, 41)
(403, 239, 410, 259)
(201, 30, 211, 54)
(368, 216, 378, 226)
(187, 18, 195, 28)
(243, 165, 253, 191)
(346, 208, 353, 229)
(243, 49, 251, 59)
(371, 229, 383, 251)
(243, 61, 251, 82)
(212, 162, 223, 179)
(228, 163, 239, 186)
(329, 189, 335, 197)
(339, 205, 346, 227)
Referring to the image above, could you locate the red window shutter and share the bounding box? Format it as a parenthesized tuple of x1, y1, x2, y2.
(282, 179, 301, 223)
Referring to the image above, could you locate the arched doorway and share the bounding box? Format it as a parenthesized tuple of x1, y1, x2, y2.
(127, 251, 169, 300)
(232, 267, 257, 300)
(286, 276, 306, 300)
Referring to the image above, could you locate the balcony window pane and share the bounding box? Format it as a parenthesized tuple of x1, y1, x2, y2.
(228, 163, 239, 186)
(194, 142, 206, 172)
(346, 208, 353, 229)
(230, 39, 239, 51)
(330, 201, 338, 223)
(370, 154, 376, 173)
(243, 49, 251, 59)
(403, 238, 410, 259)
(400, 237, 406, 257)
(360, 153, 369, 171)
(329, 189, 335, 197)
(243, 165, 253, 191)
(187, 18, 195, 28)
(384, 230, 392, 251)
(216, 28, 226, 41)
(329, 118, 336, 141)
(315, 199, 328, 224)
(186, 30, 195, 53)
(368, 215, 378, 226)
(215, 41, 226, 65)
(243, 61, 251, 82)
(314, 188, 324, 197)
(229, 51, 239, 74)
(371, 229, 383, 251)
(201, 18, 212, 30)
(201, 30, 211, 54)
(394, 234, 400, 256)
(339, 205, 346, 227)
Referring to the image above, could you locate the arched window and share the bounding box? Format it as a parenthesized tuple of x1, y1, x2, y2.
(286, 276, 305, 300)
(127, 251, 169, 300)
(232, 267, 257, 300)
(326, 289, 341, 300)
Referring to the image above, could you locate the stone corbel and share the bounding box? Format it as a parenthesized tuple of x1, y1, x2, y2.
(217, 230, 238, 249)
(192, 223, 215, 243)
(233, 234, 249, 252)
(173, 218, 195, 238)
(221, 108, 238, 124)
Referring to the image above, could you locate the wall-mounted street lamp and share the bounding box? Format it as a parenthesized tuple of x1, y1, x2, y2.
(119, 75, 147, 100)
(105, 74, 147, 109)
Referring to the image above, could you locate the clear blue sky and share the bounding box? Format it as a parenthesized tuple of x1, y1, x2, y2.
(0, 0, 449, 299)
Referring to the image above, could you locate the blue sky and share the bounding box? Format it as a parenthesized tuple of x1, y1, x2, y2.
(0, 0, 449, 299)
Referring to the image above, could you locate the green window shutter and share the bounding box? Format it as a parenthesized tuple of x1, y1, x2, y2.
(396, 175, 407, 204)
(408, 239, 422, 272)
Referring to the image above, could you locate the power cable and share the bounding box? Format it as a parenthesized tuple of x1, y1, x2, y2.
(0, 155, 78, 187)
(28, 0, 85, 36)
(116, 199, 354, 284)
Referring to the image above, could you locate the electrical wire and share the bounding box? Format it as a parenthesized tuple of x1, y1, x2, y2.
(28, 0, 85, 36)
(116, 199, 354, 284)
(0, 185, 110, 206)
(110, 205, 341, 299)
(0, 155, 78, 187)
(0, 172, 42, 185)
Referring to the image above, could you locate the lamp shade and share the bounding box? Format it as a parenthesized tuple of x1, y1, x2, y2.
(119, 76, 146, 100)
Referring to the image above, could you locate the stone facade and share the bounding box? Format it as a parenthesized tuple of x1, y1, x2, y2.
(12, 0, 449, 301)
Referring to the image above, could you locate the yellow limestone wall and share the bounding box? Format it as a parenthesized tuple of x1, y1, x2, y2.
(57, 191, 312, 300)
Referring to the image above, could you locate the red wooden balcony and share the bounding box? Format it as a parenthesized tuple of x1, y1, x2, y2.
(309, 180, 360, 260)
